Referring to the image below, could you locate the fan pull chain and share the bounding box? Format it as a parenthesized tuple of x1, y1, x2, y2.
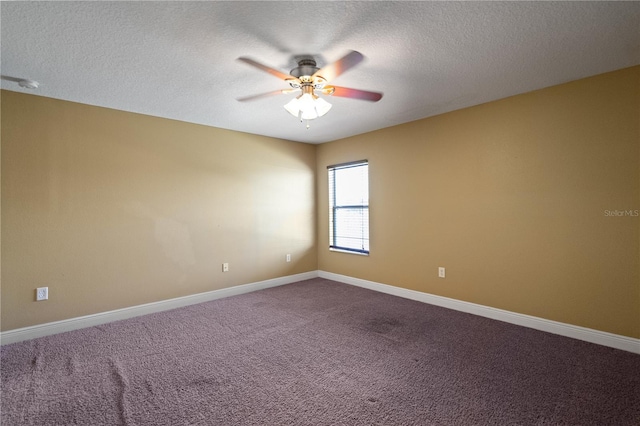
(297, 113, 311, 129)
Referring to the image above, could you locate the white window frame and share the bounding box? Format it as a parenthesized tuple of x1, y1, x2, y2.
(328, 160, 369, 255)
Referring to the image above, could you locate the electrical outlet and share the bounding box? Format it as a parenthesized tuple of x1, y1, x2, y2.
(286, 254, 291, 262)
(222, 263, 229, 272)
(438, 267, 446, 278)
(36, 287, 49, 301)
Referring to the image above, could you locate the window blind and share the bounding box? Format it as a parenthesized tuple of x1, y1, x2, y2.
(328, 160, 369, 254)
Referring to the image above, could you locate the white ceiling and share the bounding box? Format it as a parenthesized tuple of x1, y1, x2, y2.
(2, 2, 639, 144)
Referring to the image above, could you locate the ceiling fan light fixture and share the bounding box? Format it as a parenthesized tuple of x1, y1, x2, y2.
(284, 87, 332, 121)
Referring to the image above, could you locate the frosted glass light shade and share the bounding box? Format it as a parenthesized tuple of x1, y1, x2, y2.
(284, 93, 332, 120)
(314, 97, 332, 117)
(283, 98, 301, 117)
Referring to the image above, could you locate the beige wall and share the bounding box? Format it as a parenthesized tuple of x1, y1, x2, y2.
(1, 91, 317, 330)
(317, 66, 639, 338)
(2, 66, 638, 339)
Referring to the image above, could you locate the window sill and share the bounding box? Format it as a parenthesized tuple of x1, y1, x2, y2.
(329, 248, 369, 256)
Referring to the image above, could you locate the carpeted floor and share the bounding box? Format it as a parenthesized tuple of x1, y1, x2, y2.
(1, 278, 639, 425)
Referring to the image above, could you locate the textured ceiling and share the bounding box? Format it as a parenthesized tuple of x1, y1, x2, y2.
(2, 2, 639, 144)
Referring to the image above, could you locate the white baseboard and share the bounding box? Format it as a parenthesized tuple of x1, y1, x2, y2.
(4, 270, 638, 354)
(0, 271, 319, 346)
(318, 270, 640, 354)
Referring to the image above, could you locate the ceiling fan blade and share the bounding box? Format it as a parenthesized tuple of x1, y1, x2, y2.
(237, 88, 298, 102)
(322, 85, 383, 102)
(237, 57, 298, 82)
(313, 50, 364, 82)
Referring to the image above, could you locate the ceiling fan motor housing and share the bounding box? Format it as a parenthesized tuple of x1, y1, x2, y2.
(290, 59, 319, 78)
(289, 59, 327, 89)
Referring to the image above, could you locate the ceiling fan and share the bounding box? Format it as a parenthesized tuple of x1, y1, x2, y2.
(237, 50, 382, 127)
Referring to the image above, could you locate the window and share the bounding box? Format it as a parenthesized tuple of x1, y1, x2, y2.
(328, 160, 369, 254)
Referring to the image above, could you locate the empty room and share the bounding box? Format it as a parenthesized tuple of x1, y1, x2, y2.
(1, 2, 639, 425)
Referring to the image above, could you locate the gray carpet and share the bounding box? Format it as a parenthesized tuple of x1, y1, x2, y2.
(2, 278, 639, 425)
